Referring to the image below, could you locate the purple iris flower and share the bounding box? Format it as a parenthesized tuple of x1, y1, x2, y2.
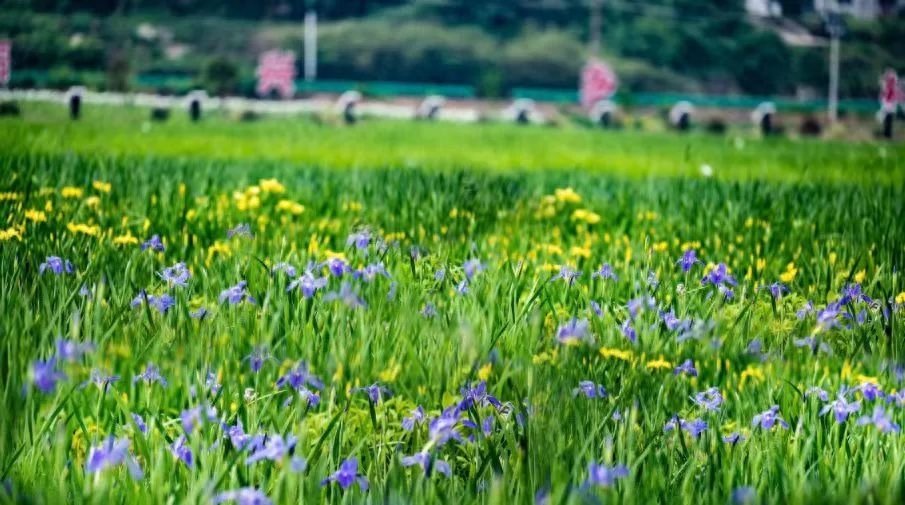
(551, 265, 581, 287)
(556, 318, 593, 344)
(627, 296, 655, 320)
(354, 262, 390, 282)
(245, 434, 298, 465)
(619, 319, 637, 344)
(804, 386, 829, 402)
(131, 413, 148, 434)
(589, 300, 603, 317)
(86, 436, 143, 480)
(660, 309, 691, 333)
(181, 405, 218, 434)
(356, 383, 392, 404)
(141, 234, 165, 252)
(219, 281, 255, 305)
(482, 415, 494, 436)
(459, 381, 502, 410)
(276, 362, 323, 390)
(751, 405, 789, 430)
(346, 230, 372, 250)
(212, 488, 272, 505)
(39, 256, 75, 275)
(857, 405, 900, 433)
(674, 359, 698, 377)
(133, 363, 168, 387)
(158, 262, 191, 287)
(323, 282, 366, 309)
(793, 337, 832, 355)
(731, 487, 757, 504)
(31, 358, 65, 394)
(585, 462, 629, 488)
(692, 387, 723, 412)
(722, 432, 746, 444)
(820, 392, 861, 423)
(463, 259, 485, 281)
(765, 282, 790, 299)
(701, 263, 737, 287)
(677, 249, 700, 273)
(858, 382, 883, 401)
(401, 452, 452, 478)
(205, 370, 222, 395)
(816, 304, 842, 332)
(170, 435, 194, 468)
(455, 279, 470, 295)
(325, 257, 351, 277)
(282, 387, 320, 409)
(243, 347, 271, 373)
(81, 369, 120, 394)
(79, 284, 92, 298)
(592, 263, 618, 281)
(428, 407, 466, 446)
(573, 381, 607, 399)
(227, 223, 253, 239)
(321, 457, 369, 491)
(271, 262, 297, 278)
(402, 406, 426, 431)
(434, 268, 446, 281)
(421, 303, 438, 318)
(190, 307, 209, 320)
(55, 338, 94, 362)
(131, 290, 176, 314)
(796, 301, 815, 320)
(664, 416, 708, 438)
(287, 271, 328, 297)
(838, 283, 872, 306)
(224, 421, 259, 451)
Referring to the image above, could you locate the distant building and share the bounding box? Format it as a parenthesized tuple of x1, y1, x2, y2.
(746, 0, 783, 16)
(813, 0, 904, 20)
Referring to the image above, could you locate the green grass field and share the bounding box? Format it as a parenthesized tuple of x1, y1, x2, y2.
(1, 103, 905, 504)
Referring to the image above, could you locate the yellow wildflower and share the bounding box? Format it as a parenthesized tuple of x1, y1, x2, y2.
(61, 186, 84, 198)
(739, 365, 765, 388)
(113, 233, 139, 246)
(0, 227, 23, 241)
(600, 347, 633, 361)
(779, 262, 798, 283)
(569, 246, 591, 259)
(646, 357, 672, 370)
(92, 181, 112, 193)
(895, 292, 905, 304)
(0, 192, 21, 201)
(477, 363, 493, 381)
(532, 349, 558, 364)
(554, 187, 582, 204)
(25, 209, 47, 223)
(571, 208, 600, 224)
(378, 362, 401, 383)
(653, 241, 668, 253)
(853, 269, 866, 284)
(276, 199, 305, 215)
(259, 178, 286, 194)
(67, 222, 101, 237)
(85, 196, 101, 208)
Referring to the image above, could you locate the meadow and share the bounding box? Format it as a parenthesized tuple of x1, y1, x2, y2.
(1, 104, 905, 504)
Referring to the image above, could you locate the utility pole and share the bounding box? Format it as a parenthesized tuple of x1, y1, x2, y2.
(826, 8, 844, 123)
(304, 9, 317, 82)
(589, 0, 602, 56)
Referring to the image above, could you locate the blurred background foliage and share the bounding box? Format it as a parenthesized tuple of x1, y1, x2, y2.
(0, 0, 902, 97)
